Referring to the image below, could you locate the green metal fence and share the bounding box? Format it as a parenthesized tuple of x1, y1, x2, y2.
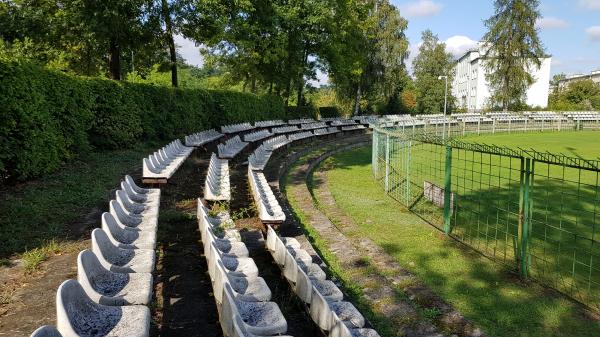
(372, 127, 600, 312)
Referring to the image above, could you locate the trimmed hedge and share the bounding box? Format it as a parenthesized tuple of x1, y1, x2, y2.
(318, 106, 341, 118)
(0, 60, 299, 182)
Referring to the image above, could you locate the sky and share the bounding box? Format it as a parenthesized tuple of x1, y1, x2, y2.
(176, 0, 600, 85)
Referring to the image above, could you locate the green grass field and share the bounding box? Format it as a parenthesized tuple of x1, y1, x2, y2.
(375, 130, 600, 311)
(326, 145, 600, 337)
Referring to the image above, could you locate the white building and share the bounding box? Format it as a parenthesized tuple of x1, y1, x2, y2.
(557, 70, 600, 89)
(452, 44, 551, 111)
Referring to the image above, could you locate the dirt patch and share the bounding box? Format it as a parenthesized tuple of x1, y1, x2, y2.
(151, 149, 222, 337)
(0, 240, 87, 336)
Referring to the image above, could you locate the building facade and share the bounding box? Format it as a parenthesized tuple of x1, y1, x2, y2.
(452, 44, 552, 111)
(557, 70, 600, 89)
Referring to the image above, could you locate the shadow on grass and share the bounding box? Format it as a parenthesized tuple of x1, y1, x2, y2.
(322, 145, 600, 337)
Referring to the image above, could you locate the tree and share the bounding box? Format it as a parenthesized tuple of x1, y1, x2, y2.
(412, 30, 454, 114)
(482, 0, 546, 111)
(549, 79, 600, 110)
(161, 0, 178, 87)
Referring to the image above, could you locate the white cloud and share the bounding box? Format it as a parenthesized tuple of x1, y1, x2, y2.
(579, 0, 600, 10)
(400, 0, 442, 17)
(535, 17, 569, 29)
(444, 35, 479, 58)
(174, 35, 204, 67)
(586, 26, 600, 41)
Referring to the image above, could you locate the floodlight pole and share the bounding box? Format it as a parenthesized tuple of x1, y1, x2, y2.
(439, 75, 448, 141)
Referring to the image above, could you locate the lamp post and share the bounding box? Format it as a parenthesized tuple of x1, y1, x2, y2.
(438, 75, 448, 141)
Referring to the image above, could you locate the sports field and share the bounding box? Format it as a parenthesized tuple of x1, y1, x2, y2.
(462, 130, 600, 160)
(376, 130, 600, 313)
(325, 134, 600, 336)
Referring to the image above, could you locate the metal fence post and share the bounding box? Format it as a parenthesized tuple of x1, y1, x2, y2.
(518, 157, 533, 278)
(372, 130, 378, 176)
(385, 134, 390, 193)
(443, 145, 453, 234)
(405, 140, 412, 206)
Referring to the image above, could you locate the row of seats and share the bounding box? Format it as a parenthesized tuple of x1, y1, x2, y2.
(301, 122, 328, 130)
(288, 131, 314, 142)
(218, 135, 249, 159)
(341, 125, 367, 132)
(197, 203, 292, 337)
(143, 140, 194, 180)
(205, 153, 231, 201)
(288, 118, 316, 125)
(254, 119, 286, 128)
(248, 167, 286, 223)
(330, 120, 358, 127)
(222, 122, 255, 134)
(244, 129, 273, 142)
(185, 129, 224, 147)
(31, 176, 160, 337)
(314, 127, 341, 136)
(266, 226, 380, 337)
(273, 125, 301, 134)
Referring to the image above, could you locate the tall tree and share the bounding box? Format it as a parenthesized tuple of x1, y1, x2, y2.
(412, 30, 454, 114)
(482, 0, 546, 110)
(161, 0, 178, 87)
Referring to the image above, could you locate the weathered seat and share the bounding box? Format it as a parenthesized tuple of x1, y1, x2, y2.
(91, 229, 155, 273)
(221, 283, 287, 337)
(201, 222, 249, 258)
(310, 286, 364, 331)
(30, 325, 62, 337)
(207, 243, 259, 280)
(295, 264, 343, 303)
(77, 250, 152, 306)
(214, 259, 272, 303)
(232, 314, 294, 337)
(116, 190, 157, 218)
(329, 320, 380, 337)
(109, 200, 157, 233)
(56, 279, 150, 337)
(204, 153, 231, 201)
(101, 212, 156, 250)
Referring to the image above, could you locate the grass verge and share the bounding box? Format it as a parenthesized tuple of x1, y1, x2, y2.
(282, 146, 401, 337)
(325, 146, 600, 337)
(0, 144, 154, 258)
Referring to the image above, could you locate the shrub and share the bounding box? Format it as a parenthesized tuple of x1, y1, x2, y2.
(0, 60, 309, 182)
(318, 106, 341, 119)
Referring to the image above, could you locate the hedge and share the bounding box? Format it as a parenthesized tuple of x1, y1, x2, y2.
(318, 106, 341, 119)
(0, 60, 301, 182)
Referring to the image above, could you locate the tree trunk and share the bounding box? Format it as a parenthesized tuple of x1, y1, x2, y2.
(109, 38, 121, 80)
(296, 44, 309, 106)
(162, 0, 178, 87)
(353, 82, 362, 116)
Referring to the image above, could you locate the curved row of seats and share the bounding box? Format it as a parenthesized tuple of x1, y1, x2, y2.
(222, 122, 255, 134)
(218, 136, 249, 159)
(143, 139, 194, 181)
(248, 168, 286, 223)
(266, 226, 380, 337)
(185, 129, 224, 147)
(197, 203, 293, 337)
(244, 129, 273, 143)
(205, 153, 231, 201)
(31, 176, 160, 337)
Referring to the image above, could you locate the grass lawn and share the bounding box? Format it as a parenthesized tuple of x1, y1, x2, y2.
(462, 131, 600, 160)
(0, 145, 154, 259)
(325, 146, 600, 337)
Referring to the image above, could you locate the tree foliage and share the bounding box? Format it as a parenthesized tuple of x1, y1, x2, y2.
(549, 80, 600, 111)
(482, 0, 546, 110)
(412, 30, 454, 114)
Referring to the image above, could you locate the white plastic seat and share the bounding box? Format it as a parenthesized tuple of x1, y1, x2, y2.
(232, 314, 293, 337)
(124, 175, 160, 199)
(109, 200, 157, 233)
(116, 190, 157, 218)
(204, 153, 231, 201)
(202, 223, 249, 258)
(91, 229, 155, 273)
(214, 259, 272, 303)
(208, 243, 259, 280)
(197, 201, 241, 242)
(283, 250, 327, 282)
(101, 212, 156, 250)
(296, 264, 343, 303)
(310, 286, 364, 331)
(329, 320, 380, 337)
(221, 283, 287, 337)
(30, 326, 62, 337)
(77, 250, 152, 306)
(287, 246, 313, 265)
(56, 279, 150, 337)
